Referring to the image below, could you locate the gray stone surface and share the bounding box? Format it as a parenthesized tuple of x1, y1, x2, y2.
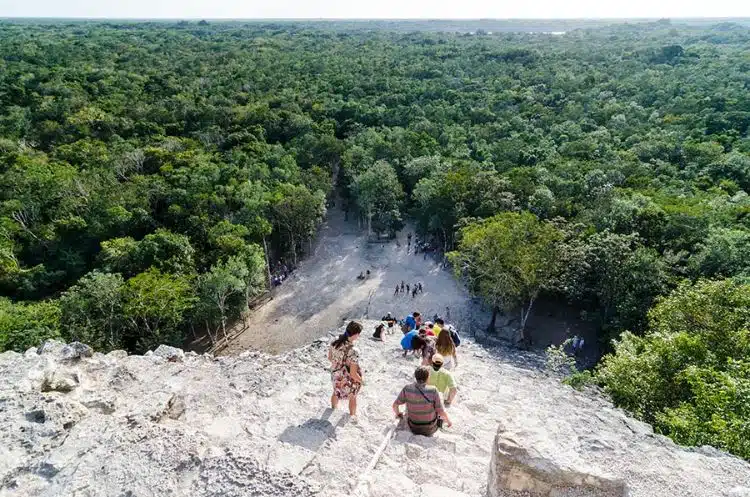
(153, 345, 185, 362)
(2, 330, 750, 497)
(489, 427, 626, 497)
(59, 342, 93, 362)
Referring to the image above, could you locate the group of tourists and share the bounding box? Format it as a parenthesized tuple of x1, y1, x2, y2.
(271, 261, 293, 287)
(327, 311, 461, 436)
(406, 232, 435, 258)
(568, 335, 586, 356)
(394, 280, 424, 298)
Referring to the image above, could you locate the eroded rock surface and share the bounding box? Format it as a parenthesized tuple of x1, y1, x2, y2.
(489, 427, 626, 497)
(2, 322, 750, 497)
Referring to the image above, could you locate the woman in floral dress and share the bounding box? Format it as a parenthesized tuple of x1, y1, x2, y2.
(328, 321, 363, 420)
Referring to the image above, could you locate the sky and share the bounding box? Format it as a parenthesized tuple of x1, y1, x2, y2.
(0, 0, 748, 19)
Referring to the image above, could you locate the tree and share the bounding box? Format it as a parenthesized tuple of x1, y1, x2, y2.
(597, 279, 750, 460)
(59, 271, 125, 351)
(353, 161, 404, 237)
(559, 230, 670, 335)
(98, 237, 139, 275)
(689, 227, 750, 278)
(235, 243, 268, 305)
(270, 184, 326, 265)
(198, 256, 248, 345)
(449, 212, 563, 345)
(121, 269, 196, 352)
(401, 156, 444, 193)
(98, 230, 195, 277)
(0, 298, 61, 352)
(134, 229, 196, 275)
(413, 163, 516, 251)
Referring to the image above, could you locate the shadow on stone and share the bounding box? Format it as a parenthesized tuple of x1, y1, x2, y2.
(279, 415, 339, 452)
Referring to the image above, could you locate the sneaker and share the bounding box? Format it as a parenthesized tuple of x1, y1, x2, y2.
(350, 415, 359, 424)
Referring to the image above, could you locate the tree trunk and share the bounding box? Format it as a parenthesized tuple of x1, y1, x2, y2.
(205, 320, 216, 346)
(367, 207, 372, 237)
(487, 305, 499, 333)
(518, 296, 536, 349)
(262, 235, 272, 291)
(291, 233, 297, 266)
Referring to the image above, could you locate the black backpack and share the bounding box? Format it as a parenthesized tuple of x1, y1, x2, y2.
(450, 328, 461, 347)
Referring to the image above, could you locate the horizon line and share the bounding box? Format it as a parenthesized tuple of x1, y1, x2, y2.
(2, 16, 750, 21)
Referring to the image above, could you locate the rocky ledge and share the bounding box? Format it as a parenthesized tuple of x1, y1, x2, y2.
(1, 323, 749, 497)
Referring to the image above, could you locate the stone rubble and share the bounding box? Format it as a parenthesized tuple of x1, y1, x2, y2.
(2, 327, 750, 497)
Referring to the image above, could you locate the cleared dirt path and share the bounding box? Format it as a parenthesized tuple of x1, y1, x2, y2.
(223, 207, 488, 355)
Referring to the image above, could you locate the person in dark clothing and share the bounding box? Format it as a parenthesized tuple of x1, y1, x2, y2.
(401, 281, 405, 292)
(381, 312, 397, 334)
(418, 282, 423, 293)
(372, 323, 386, 341)
(394, 285, 400, 296)
(412, 287, 417, 298)
(406, 284, 410, 294)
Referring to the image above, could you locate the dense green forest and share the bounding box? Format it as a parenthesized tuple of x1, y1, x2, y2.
(1, 19, 750, 459)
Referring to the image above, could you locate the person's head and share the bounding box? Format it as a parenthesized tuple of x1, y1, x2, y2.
(413, 311, 421, 318)
(418, 327, 427, 336)
(428, 323, 434, 329)
(431, 353, 444, 371)
(414, 365, 431, 384)
(387, 312, 392, 318)
(332, 320, 363, 348)
(435, 327, 455, 355)
(435, 318, 445, 326)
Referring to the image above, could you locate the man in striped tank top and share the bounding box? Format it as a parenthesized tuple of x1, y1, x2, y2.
(392, 366, 453, 436)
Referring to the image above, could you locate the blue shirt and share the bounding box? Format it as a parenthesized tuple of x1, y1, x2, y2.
(401, 330, 419, 350)
(404, 315, 417, 331)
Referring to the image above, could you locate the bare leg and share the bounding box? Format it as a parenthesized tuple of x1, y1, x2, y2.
(348, 395, 358, 416)
(331, 393, 338, 409)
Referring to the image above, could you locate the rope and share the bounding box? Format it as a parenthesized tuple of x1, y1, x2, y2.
(351, 417, 401, 497)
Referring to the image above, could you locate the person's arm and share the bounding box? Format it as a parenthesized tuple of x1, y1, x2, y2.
(349, 363, 363, 383)
(453, 351, 458, 368)
(437, 407, 452, 427)
(446, 387, 457, 406)
(393, 389, 406, 418)
(327, 347, 333, 363)
(432, 390, 452, 427)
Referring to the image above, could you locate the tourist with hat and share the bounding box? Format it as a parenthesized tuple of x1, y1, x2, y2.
(427, 353, 458, 407)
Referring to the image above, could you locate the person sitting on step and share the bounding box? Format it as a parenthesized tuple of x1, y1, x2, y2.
(393, 366, 452, 436)
(372, 323, 386, 341)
